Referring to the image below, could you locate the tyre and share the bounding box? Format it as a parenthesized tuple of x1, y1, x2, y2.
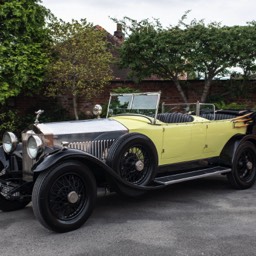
(0, 195, 30, 212)
(106, 133, 158, 196)
(227, 141, 256, 189)
(32, 161, 97, 233)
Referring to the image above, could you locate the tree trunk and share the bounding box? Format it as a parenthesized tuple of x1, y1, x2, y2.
(200, 79, 211, 103)
(73, 94, 79, 120)
(173, 79, 188, 103)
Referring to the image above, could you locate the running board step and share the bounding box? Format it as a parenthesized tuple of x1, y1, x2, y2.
(154, 166, 231, 186)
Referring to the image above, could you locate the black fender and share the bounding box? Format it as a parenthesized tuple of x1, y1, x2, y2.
(32, 148, 164, 193)
(220, 134, 256, 165)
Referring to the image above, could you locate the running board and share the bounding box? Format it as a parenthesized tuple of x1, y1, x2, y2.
(154, 166, 231, 186)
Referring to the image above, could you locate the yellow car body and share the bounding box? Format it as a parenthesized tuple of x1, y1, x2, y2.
(111, 114, 247, 165)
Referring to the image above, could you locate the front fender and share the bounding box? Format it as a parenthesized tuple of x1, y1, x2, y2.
(32, 148, 106, 173)
(32, 148, 163, 192)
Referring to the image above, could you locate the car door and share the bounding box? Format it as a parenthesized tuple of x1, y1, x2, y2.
(160, 120, 206, 164)
(203, 120, 239, 157)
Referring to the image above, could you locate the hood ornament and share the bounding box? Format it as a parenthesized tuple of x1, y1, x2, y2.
(34, 109, 44, 125)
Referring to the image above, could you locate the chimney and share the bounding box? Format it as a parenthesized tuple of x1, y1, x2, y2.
(114, 23, 124, 42)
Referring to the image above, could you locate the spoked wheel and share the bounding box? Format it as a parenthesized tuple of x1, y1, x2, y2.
(32, 161, 96, 233)
(106, 133, 158, 196)
(118, 145, 152, 184)
(227, 141, 256, 189)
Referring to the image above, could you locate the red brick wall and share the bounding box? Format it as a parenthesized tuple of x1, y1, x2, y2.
(58, 80, 256, 117)
(14, 80, 256, 118)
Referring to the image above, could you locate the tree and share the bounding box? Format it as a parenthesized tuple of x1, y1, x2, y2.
(115, 14, 256, 103)
(46, 19, 113, 120)
(184, 21, 236, 102)
(184, 20, 256, 102)
(114, 17, 191, 103)
(0, 0, 51, 104)
(231, 23, 256, 80)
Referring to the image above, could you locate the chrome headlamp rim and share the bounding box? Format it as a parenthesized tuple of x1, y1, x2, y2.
(2, 132, 18, 154)
(27, 135, 44, 159)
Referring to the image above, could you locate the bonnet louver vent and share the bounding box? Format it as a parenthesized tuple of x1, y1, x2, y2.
(68, 139, 115, 160)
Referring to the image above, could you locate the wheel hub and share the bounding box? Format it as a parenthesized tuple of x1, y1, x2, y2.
(135, 160, 144, 171)
(67, 191, 79, 204)
(246, 161, 253, 170)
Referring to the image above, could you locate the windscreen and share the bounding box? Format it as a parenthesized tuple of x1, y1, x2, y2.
(107, 93, 160, 117)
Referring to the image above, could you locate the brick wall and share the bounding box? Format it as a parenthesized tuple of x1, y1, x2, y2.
(13, 80, 256, 118)
(58, 80, 256, 117)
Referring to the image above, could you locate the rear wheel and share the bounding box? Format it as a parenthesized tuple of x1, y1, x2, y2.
(106, 133, 158, 196)
(227, 141, 256, 189)
(32, 161, 96, 233)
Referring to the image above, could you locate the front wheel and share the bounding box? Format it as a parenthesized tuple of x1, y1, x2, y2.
(227, 141, 256, 189)
(32, 161, 97, 233)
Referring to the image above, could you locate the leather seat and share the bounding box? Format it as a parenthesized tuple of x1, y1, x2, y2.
(200, 113, 235, 120)
(157, 113, 194, 123)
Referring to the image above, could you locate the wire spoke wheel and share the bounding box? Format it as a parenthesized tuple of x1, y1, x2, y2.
(227, 141, 256, 189)
(49, 173, 87, 221)
(119, 145, 150, 184)
(32, 161, 96, 232)
(106, 133, 158, 197)
(236, 149, 255, 182)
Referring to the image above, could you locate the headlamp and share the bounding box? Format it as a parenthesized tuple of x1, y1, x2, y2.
(2, 132, 18, 154)
(27, 135, 43, 159)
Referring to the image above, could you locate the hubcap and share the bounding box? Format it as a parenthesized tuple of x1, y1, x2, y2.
(246, 161, 253, 170)
(135, 160, 144, 171)
(67, 191, 79, 204)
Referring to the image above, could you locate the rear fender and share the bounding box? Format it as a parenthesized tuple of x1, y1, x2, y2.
(220, 134, 256, 165)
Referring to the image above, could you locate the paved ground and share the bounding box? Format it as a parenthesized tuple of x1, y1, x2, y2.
(1, 175, 256, 256)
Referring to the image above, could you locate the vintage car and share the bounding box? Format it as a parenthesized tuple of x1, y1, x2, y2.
(1, 92, 256, 233)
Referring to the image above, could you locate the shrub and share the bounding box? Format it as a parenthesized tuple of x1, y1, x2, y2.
(215, 101, 247, 110)
(0, 109, 21, 140)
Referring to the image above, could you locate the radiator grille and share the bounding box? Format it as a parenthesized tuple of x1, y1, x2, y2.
(68, 139, 115, 160)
